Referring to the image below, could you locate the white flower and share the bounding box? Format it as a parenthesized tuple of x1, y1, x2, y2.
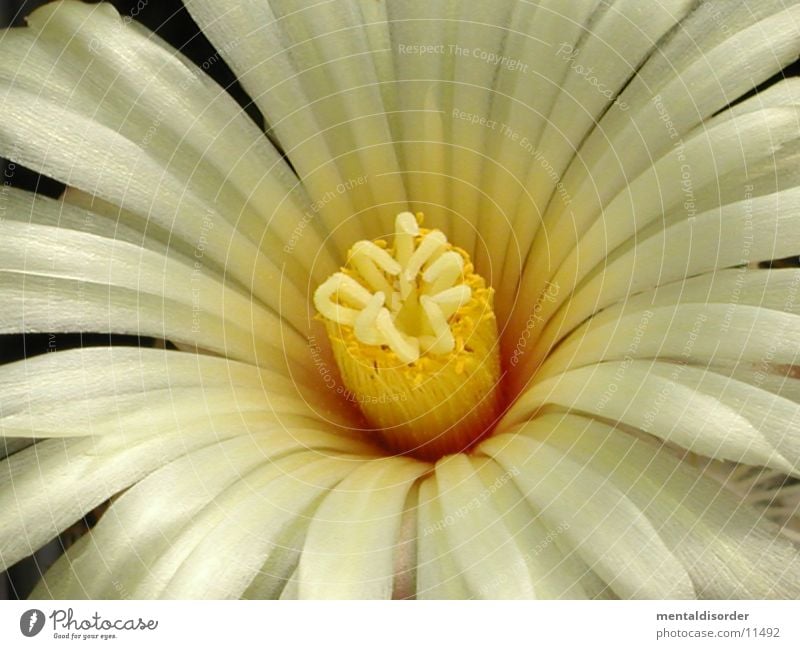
(1, 0, 799, 599)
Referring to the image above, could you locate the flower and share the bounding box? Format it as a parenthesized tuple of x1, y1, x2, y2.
(1, 0, 799, 599)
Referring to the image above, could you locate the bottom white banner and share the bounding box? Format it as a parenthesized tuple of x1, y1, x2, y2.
(0, 600, 796, 648)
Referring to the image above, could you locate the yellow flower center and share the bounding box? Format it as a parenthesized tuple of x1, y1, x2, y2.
(314, 212, 502, 460)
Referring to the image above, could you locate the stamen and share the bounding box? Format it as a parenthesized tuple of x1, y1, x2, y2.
(314, 215, 472, 357)
(354, 291, 386, 345)
(430, 285, 472, 318)
(395, 211, 419, 267)
(349, 241, 400, 296)
(403, 230, 447, 289)
(423, 251, 464, 295)
(313, 272, 371, 325)
(376, 308, 420, 364)
(313, 211, 502, 460)
(419, 295, 455, 354)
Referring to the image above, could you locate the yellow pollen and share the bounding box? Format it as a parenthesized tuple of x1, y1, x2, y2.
(314, 212, 502, 460)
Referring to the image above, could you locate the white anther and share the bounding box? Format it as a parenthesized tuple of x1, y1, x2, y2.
(430, 285, 472, 318)
(350, 240, 401, 295)
(420, 296, 455, 354)
(376, 308, 420, 364)
(395, 212, 419, 267)
(314, 272, 370, 326)
(389, 290, 402, 312)
(354, 291, 386, 346)
(336, 274, 374, 307)
(317, 213, 475, 360)
(402, 230, 447, 298)
(423, 251, 464, 294)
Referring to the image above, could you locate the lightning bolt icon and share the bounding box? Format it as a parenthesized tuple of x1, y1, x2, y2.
(28, 612, 38, 632)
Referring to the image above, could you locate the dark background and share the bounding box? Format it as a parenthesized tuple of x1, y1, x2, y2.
(1, 0, 799, 599)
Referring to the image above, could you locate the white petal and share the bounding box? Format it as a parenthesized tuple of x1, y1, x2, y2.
(514, 187, 800, 385)
(0, 411, 271, 570)
(442, 0, 517, 258)
(712, 77, 800, 121)
(32, 437, 370, 598)
(160, 453, 372, 598)
(0, 347, 357, 438)
(495, 0, 695, 310)
(508, 1, 800, 351)
(583, 268, 800, 318)
(0, 5, 312, 320)
(479, 432, 695, 599)
(528, 106, 800, 336)
(184, 0, 405, 248)
(4, 3, 334, 285)
(268, 0, 407, 232)
(415, 474, 472, 599)
(0, 191, 312, 369)
(433, 453, 597, 598)
(505, 361, 800, 475)
(0, 272, 280, 368)
(433, 454, 535, 598)
(296, 457, 429, 598)
(529, 413, 800, 597)
(539, 303, 800, 382)
(470, 455, 605, 599)
(386, 0, 458, 229)
(559, 1, 800, 240)
(478, 0, 605, 286)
